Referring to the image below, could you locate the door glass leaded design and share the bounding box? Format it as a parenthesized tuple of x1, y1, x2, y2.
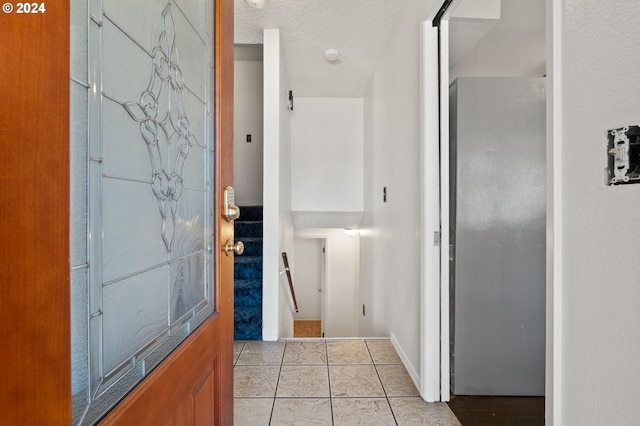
(70, 0, 215, 423)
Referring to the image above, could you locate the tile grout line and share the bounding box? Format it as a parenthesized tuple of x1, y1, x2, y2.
(267, 341, 287, 426)
(324, 340, 335, 426)
(235, 339, 430, 425)
(365, 340, 399, 426)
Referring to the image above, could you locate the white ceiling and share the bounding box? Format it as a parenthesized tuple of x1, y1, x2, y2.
(234, 0, 546, 98)
(234, 0, 406, 97)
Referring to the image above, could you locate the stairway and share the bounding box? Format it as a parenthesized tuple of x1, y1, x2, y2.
(234, 206, 263, 340)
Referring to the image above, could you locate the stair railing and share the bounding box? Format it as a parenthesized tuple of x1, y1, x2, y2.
(281, 252, 299, 313)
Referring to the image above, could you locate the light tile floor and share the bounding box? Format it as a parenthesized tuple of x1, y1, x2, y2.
(234, 339, 461, 425)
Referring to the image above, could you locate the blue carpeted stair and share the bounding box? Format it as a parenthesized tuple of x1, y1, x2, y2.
(234, 206, 263, 340)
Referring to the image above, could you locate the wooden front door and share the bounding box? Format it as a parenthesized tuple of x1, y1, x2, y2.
(0, 0, 234, 424)
(100, 0, 235, 423)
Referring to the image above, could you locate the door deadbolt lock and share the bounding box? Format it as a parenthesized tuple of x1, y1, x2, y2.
(224, 240, 244, 257)
(223, 186, 240, 222)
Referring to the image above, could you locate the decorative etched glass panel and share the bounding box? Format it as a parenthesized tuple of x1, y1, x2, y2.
(70, 0, 214, 424)
(102, 266, 169, 374)
(170, 252, 206, 325)
(102, 178, 166, 282)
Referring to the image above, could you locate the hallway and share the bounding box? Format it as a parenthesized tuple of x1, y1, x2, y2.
(233, 339, 460, 425)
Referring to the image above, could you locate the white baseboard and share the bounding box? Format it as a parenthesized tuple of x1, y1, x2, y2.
(390, 332, 422, 395)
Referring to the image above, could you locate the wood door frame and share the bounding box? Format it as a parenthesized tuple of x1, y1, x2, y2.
(1, 3, 71, 425)
(0, 0, 234, 424)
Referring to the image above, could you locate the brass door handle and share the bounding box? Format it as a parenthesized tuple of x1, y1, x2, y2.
(224, 240, 244, 256)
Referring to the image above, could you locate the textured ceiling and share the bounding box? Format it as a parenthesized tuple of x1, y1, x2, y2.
(235, 0, 406, 97)
(235, 0, 545, 97)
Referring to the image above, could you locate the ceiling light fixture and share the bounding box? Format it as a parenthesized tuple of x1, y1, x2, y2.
(243, 0, 269, 9)
(324, 49, 341, 64)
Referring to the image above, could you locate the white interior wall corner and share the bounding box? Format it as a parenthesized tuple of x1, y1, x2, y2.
(278, 29, 295, 339)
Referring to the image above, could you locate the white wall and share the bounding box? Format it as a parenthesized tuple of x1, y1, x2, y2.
(295, 229, 359, 337)
(263, 29, 294, 340)
(360, 0, 436, 384)
(234, 60, 263, 206)
(452, 0, 500, 20)
(554, 0, 640, 423)
(291, 98, 364, 213)
(449, 0, 545, 81)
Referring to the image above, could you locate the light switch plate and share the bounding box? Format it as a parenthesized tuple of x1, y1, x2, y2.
(606, 125, 640, 185)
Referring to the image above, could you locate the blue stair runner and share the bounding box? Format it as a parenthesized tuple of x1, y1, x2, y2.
(234, 206, 263, 340)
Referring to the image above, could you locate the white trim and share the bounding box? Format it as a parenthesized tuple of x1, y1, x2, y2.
(432, 0, 479, 403)
(547, 0, 562, 423)
(262, 29, 281, 341)
(421, 0, 464, 402)
(390, 332, 420, 392)
(437, 18, 451, 402)
(419, 21, 442, 403)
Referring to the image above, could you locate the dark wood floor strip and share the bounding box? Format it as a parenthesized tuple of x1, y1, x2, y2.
(448, 396, 544, 425)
